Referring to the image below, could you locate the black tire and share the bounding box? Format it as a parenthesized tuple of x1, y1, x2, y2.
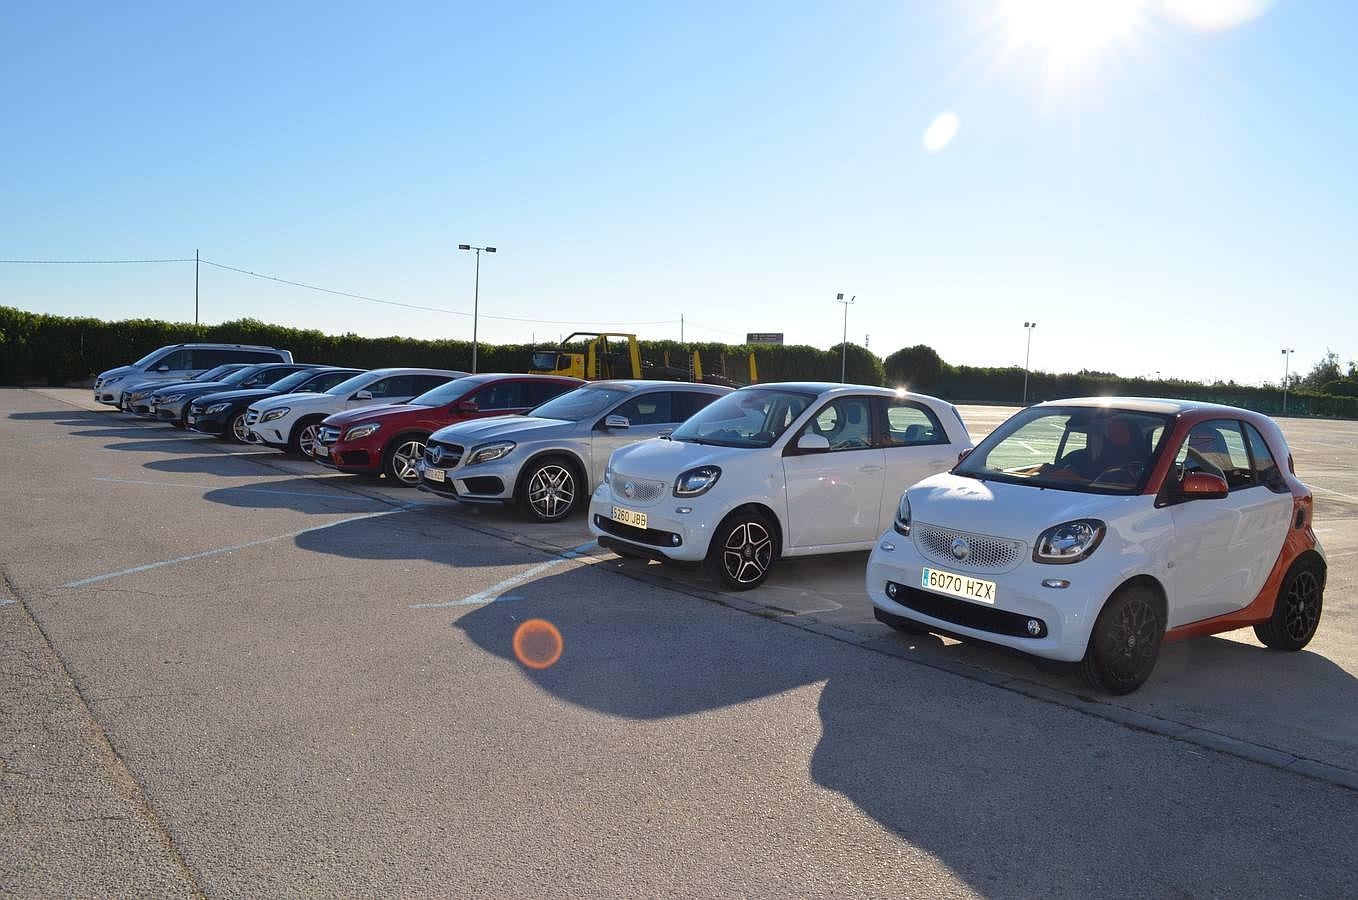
(1079, 585, 1164, 695)
(516, 456, 582, 522)
(1254, 557, 1325, 651)
(705, 509, 779, 591)
(288, 416, 326, 457)
(226, 411, 251, 444)
(382, 434, 429, 487)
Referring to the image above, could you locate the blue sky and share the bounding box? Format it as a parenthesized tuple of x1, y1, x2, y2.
(3, 1, 1355, 385)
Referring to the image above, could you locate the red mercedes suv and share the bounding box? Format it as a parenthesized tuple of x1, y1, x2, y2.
(315, 373, 583, 485)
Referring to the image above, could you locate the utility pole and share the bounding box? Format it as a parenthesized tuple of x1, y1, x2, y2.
(836, 292, 855, 383)
(681, 314, 685, 344)
(194, 249, 200, 325)
(1281, 347, 1295, 414)
(1022, 321, 1037, 404)
(458, 243, 497, 373)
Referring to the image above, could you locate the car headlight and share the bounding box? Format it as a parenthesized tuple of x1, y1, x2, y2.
(1033, 519, 1106, 564)
(204, 402, 231, 415)
(603, 462, 612, 486)
(260, 407, 289, 422)
(345, 422, 381, 441)
(466, 441, 516, 465)
(104, 375, 123, 385)
(160, 393, 185, 403)
(674, 465, 721, 497)
(893, 492, 911, 536)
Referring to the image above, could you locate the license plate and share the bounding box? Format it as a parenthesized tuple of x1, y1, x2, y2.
(186, 415, 197, 425)
(921, 567, 997, 605)
(611, 506, 647, 530)
(314, 444, 329, 458)
(424, 467, 446, 483)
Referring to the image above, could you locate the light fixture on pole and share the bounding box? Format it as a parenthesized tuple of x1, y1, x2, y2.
(1022, 322, 1037, 405)
(458, 243, 497, 373)
(1281, 347, 1295, 414)
(836, 292, 855, 383)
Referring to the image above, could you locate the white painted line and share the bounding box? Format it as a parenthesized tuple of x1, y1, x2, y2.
(63, 506, 417, 588)
(1015, 440, 1039, 454)
(92, 476, 387, 504)
(412, 541, 598, 609)
(0, 597, 15, 608)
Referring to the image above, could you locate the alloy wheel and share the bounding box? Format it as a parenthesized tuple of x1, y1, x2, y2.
(722, 520, 774, 586)
(298, 424, 321, 458)
(527, 464, 575, 520)
(1283, 569, 1322, 643)
(1099, 595, 1159, 686)
(230, 413, 250, 443)
(391, 440, 426, 485)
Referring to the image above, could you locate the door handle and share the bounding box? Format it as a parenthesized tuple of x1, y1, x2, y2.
(859, 465, 883, 473)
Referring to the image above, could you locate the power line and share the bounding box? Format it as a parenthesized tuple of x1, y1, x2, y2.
(0, 257, 194, 264)
(683, 318, 744, 338)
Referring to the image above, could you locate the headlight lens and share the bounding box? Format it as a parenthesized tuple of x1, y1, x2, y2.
(466, 441, 516, 465)
(674, 465, 721, 497)
(260, 407, 289, 422)
(105, 375, 123, 385)
(1034, 519, 1106, 564)
(160, 393, 184, 403)
(204, 402, 230, 415)
(893, 492, 911, 536)
(345, 422, 382, 441)
(603, 462, 612, 486)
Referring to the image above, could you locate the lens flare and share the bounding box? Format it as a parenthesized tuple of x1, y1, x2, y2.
(513, 618, 564, 670)
(922, 111, 961, 153)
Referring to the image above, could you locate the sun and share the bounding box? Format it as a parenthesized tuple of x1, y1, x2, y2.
(1002, 0, 1147, 61)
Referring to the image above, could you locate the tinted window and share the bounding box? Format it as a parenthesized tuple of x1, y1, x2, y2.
(150, 349, 194, 371)
(880, 399, 947, 447)
(523, 380, 576, 406)
(267, 369, 324, 393)
(613, 392, 674, 426)
(365, 375, 418, 398)
(235, 349, 282, 363)
(673, 390, 722, 421)
(799, 396, 874, 451)
(195, 349, 240, 368)
(411, 374, 455, 394)
(1243, 423, 1288, 493)
(1173, 419, 1255, 490)
(471, 381, 525, 410)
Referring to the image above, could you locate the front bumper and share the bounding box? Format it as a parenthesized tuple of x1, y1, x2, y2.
(865, 531, 1107, 663)
(320, 438, 381, 474)
(586, 485, 711, 564)
(155, 399, 190, 422)
(415, 457, 517, 503)
(187, 408, 232, 435)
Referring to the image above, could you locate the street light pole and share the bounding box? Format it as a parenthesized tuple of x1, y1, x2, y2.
(458, 243, 497, 374)
(836, 292, 855, 383)
(1022, 322, 1037, 404)
(1281, 347, 1295, 414)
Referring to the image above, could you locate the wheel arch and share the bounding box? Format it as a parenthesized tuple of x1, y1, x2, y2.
(382, 429, 433, 456)
(1108, 574, 1168, 630)
(708, 502, 784, 560)
(513, 448, 589, 497)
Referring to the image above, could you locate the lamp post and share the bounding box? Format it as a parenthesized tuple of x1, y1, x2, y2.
(458, 243, 496, 373)
(1022, 321, 1037, 404)
(1281, 347, 1295, 414)
(836, 292, 855, 382)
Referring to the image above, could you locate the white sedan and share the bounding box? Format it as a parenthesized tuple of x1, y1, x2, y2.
(588, 382, 973, 589)
(245, 368, 464, 457)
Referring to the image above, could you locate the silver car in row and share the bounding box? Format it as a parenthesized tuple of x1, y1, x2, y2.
(416, 380, 732, 522)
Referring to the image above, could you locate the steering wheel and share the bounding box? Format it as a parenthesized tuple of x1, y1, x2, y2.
(1090, 464, 1142, 487)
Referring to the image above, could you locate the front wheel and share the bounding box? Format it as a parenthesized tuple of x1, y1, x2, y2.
(1255, 557, 1325, 651)
(228, 412, 251, 444)
(1079, 585, 1164, 695)
(517, 458, 580, 522)
(290, 417, 325, 458)
(705, 511, 778, 591)
(382, 436, 428, 487)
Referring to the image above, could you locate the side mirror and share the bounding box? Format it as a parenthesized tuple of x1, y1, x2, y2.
(156, 365, 170, 372)
(797, 433, 831, 452)
(604, 414, 630, 430)
(456, 400, 479, 413)
(658, 428, 674, 438)
(1181, 472, 1229, 500)
(957, 447, 974, 464)
(354, 389, 374, 400)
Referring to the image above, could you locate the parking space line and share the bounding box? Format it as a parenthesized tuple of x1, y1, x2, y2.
(63, 506, 418, 588)
(411, 541, 599, 608)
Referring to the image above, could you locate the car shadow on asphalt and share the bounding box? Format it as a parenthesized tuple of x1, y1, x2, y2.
(289, 506, 560, 567)
(449, 566, 1358, 897)
(143, 453, 296, 475)
(8, 410, 119, 424)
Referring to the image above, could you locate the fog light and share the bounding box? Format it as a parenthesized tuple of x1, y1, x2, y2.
(886, 582, 898, 599)
(1026, 619, 1042, 636)
(676, 506, 692, 515)
(879, 539, 896, 552)
(1041, 579, 1070, 589)
(670, 535, 681, 546)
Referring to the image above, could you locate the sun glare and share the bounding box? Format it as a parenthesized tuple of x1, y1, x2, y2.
(1003, 0, 1147, 60)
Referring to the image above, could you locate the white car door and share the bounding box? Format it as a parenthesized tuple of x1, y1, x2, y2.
(588, 391, 688, 487)
(781, 395, 885, 550)
(1167, 419, 1293, 627)
(343, 374, 417, 410)
(874, 397, 962, 534)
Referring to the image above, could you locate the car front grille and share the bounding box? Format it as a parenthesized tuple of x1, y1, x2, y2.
(424, 441, 464, 468)
(318, 426, 341, 446)
(914, 523, 1024, 573)
(244, 409, 260, 426)
(611, 474, 668, 505)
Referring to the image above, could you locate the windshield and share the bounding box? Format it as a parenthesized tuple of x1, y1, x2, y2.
(670, 388, 816, 448)
(325, 372, 376, 397)
(956, 406, 1173, 494)
(193, 364, 243, 382)
(216, 366, 263, 386)
(528, 385, 630, 421)
(132, 348, 166, 367)
(410, 375, 484, 407)
(530, 351, 565, 371)
(266, 369, 322, 392)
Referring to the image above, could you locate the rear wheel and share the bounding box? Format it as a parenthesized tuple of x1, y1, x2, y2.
(289, 417, 325, 458)
(228, 412, 250, 444)
(705, 510, 778, 591)
(382, 436, 428, 487)
(1079, 585, 1163, 695)
(517, 457, 581, 522)
(1255, 557, 1325, 651)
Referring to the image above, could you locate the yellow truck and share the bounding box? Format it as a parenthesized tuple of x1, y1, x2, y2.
(529, 332, 757, 386)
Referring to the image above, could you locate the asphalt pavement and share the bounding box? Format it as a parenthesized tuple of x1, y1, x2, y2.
(3, 389, 1356, 898)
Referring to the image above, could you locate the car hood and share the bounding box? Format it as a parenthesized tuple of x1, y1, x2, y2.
(97, 365, 135, 381)
(249, 392, 341, 412)
(429, 414, 571, 444)
(905, 472, 1144, 543)
(607, 437, 746, 477)
(192, 387, 284, 406)
(156, 380, 233, 397)
(322, 403, 422, 427)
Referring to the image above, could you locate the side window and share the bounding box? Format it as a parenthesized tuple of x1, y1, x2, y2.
(524, 381, 573, 406)
(1174, 419, 1255, 490)
(1243, 423, 1288, 493)
(236, 350, 281, 363)
(364, 376, 409, 398)
(674, 390, 721, 421)
(195, 349, 237, 368)
(150, 349, 193, 371)
(613, 391, 675, 426)
(411, 375, 452, 394)
(308, 371, 351, 392)
(800, 396, 874, 452)
(879, 399, 947, 447)
(471, 382, 524, 410)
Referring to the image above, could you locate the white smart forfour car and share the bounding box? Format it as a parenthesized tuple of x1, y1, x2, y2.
(588, 382, 972, 589)
(867, 398, 1326, 694)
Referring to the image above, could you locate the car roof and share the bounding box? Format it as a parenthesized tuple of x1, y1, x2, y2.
(586, 380, 733, 393)
(452, 372, 585, 384)
(1034, 397, 1258, 416)
(358, 368, 467, 377)
(165, 342, 285, 351)
(739, 381, 949, 402)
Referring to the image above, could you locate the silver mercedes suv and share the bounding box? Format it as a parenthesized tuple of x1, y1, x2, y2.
(418, 380, 732, 522)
